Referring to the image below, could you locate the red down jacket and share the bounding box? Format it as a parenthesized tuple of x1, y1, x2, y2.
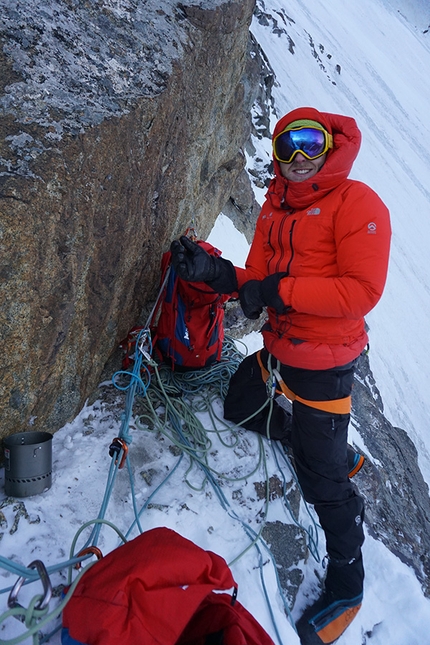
(235, 107, 391, 369)
(62, 527, 275, 645)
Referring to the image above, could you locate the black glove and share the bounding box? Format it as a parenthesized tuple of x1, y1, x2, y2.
(239, 273, 289, 320)
(170, 236, 218, 282)
(170, 236, 238, 294)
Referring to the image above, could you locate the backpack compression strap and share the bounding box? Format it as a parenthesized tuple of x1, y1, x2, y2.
(256, 350, 352, 415)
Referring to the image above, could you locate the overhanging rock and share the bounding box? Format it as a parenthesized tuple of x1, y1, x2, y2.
(0, 0, 255, 440)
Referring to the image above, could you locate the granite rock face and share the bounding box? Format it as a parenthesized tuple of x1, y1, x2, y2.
(0, 0, 255, 440)
(352, 352, 430, 596)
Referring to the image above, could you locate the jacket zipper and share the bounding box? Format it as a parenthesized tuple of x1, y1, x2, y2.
(270, 216, 296, 274)
(285, 219, 296, 275)
(267, 222, 276, 268)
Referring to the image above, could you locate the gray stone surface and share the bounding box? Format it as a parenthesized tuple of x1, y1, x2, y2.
(352, 351, 430, 596)
(0, 0, 254, 440)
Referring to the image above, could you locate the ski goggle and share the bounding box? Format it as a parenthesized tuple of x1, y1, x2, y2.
(273, 126, 333, 164)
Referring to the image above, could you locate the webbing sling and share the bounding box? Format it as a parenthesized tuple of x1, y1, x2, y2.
(256, 351, 352, 415)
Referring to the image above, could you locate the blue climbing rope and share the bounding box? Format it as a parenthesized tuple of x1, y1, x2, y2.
(0, 330, 321, 645)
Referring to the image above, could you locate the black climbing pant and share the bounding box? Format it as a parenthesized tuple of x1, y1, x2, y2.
(224, 348, 365, 598)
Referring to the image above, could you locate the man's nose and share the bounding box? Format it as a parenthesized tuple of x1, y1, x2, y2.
(294, 152, 307, 162)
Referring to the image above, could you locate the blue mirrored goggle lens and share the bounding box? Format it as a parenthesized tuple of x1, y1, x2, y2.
(274, 128, 327, 163)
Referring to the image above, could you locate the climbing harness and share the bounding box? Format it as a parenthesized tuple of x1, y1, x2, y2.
(257, 350, 352, 414)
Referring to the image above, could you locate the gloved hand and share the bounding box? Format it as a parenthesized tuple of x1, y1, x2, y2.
(170, 236, 220, 282)
(239, 273, 289, 320)
(170, 236, 238, 293)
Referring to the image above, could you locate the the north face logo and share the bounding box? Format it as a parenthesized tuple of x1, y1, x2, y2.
(307, 208, 321, 215)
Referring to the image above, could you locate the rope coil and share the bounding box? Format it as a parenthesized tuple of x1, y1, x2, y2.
(0, 332, 321, 644)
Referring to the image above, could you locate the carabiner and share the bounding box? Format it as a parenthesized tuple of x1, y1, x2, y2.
(8, 560, 52, 611)
(74, 546, 103, 570)
(184, 226, 198, 241)
(109, 437, 128, 469)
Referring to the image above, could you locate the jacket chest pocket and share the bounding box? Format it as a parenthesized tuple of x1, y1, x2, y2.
(291, 214, 337, 275)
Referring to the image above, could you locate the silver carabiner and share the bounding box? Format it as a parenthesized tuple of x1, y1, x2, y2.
(8, 560, 52, 611)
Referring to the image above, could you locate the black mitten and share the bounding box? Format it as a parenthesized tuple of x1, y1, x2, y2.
(239, 273, 289, 319)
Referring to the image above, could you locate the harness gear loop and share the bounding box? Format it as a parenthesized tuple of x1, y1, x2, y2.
(109, 437, 129, 469)
(8, 560, 52, 612)
(74, 546, 103, 570)
(256, 350, 352, 415)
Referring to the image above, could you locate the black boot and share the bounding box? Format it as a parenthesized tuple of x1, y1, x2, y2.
(296, 555, 364, 644)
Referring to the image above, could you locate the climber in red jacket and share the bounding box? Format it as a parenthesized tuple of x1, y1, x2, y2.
(170, 106, 391, 644)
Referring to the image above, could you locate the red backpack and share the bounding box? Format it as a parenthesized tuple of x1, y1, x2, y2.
(61, 527, 275, 645)
(151, 240, 230, 371)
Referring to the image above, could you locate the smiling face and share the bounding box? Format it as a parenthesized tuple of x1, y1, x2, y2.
(279, 151, 327, 182)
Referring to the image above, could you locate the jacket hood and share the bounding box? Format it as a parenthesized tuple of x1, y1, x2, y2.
(268, 107, 362, 210)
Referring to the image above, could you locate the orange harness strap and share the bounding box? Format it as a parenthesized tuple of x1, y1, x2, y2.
(256, 351, 352, 415)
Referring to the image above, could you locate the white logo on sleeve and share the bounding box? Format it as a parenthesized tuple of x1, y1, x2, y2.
(368, 222, 377, 234)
